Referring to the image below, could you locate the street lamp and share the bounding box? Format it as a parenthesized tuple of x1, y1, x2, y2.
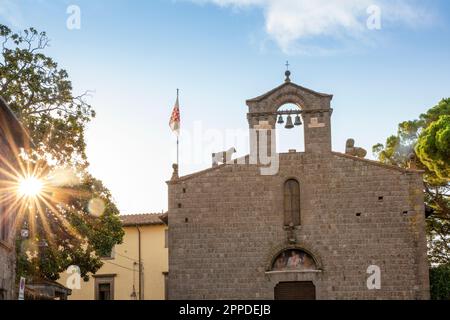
(21, 222, 29, 239)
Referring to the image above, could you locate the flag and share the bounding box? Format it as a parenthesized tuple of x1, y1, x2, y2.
(169, 96, 180, 136)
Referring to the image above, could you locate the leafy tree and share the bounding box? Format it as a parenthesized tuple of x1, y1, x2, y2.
(0, 25, 93, 167)
(430, 264, 450, 300)
(1, 24, 124, 282)
(416, 115, 450, 181)
(373, 98, 450, 265)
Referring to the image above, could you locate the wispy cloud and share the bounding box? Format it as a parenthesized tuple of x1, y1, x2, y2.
(0, 0, 24, 27)
(188, 0, 436, 54)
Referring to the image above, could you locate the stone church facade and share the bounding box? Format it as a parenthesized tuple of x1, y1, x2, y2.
(167, 73, 430, 300)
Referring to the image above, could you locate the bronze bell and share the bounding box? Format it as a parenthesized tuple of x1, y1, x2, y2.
(294, 115, 302, 126)
(277, 115, 284, 124)
(285, 115, 294, 129)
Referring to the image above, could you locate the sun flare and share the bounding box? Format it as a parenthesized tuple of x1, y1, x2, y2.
(18, 176, 44, 198)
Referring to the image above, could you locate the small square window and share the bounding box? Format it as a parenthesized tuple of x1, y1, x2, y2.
(101, 247, 115, 260)
(165, 229, 169, 249)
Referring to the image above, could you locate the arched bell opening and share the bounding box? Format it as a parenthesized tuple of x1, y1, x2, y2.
(275, 103, 305, 153)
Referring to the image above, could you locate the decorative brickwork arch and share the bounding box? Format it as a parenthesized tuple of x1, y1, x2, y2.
(272, 249, 316, 272)
(246, 81, 332, 115)
(265, 244, 323, 272)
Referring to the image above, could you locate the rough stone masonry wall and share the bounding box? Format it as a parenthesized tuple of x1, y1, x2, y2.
(0, 155, 16, 300)
(0, 246, 14, 299)
(168, 152, 429, 300)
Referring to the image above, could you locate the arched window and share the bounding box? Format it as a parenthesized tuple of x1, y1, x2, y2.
(284, 179, 300, 226)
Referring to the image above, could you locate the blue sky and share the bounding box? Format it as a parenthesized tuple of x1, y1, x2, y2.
(1, 0, 450, 213)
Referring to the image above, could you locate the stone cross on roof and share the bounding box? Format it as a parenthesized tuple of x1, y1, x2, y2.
(285, 61, 291, 82)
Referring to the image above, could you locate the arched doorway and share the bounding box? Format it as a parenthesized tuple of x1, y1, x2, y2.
(270, 248, 319, 300)
(274, 281, 316, 300)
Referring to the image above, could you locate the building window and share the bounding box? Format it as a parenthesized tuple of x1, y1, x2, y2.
(284, 179, 301, 226)
(165, 229, 168, 249)
(98, 283, 112, 300)
(163, 272, 169, 300)
(0, 220, 8, 242)
(0, 207, 9, 243)
(0, 289, 6, 300)
(95, 277, 115, 300)
(101, 247, 115, 260)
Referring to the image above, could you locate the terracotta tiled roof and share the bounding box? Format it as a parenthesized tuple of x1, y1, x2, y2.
(160, 212, 168, 225)
(120, 213, 166, 226)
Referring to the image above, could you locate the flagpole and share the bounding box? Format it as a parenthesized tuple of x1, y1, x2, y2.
(176, 88, 180, 168)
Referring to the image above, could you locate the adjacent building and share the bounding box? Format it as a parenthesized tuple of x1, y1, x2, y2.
(59, 213, 168, 300)
(0, 96, 30, 300)
(167, 73, 430, 300)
